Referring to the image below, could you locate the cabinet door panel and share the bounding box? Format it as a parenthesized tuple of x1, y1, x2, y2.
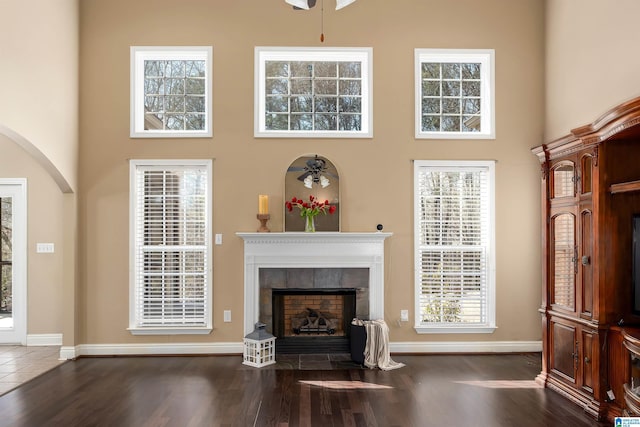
(580, 209, 593, 318)
(550, 319, 577, 382)
(580, 329, 594, 393)
(551, 162, 575, 199)
(580, 155, 592, 195)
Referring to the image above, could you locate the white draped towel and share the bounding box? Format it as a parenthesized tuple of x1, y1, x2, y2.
(352, 319, 405, 371)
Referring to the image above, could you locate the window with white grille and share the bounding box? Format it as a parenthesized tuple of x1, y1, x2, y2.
(414, 160, 495, 333)
(255, 47, 372, 138)
(415, 49, 494, 139)
(130, 47, 212, 138)
(129, 160, 212, 334)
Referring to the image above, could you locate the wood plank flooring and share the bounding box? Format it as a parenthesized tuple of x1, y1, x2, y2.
(0, 353, 606, 426)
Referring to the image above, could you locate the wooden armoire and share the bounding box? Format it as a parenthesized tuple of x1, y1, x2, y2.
(532, 97, 640, 420)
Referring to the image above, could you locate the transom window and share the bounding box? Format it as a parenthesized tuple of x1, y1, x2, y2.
(130, 47, 212, 138)
(129, 160, 212, 334)
(414, 160, 496, 333)
(255, 47, 372, 138)
(415, 49, 494, 139)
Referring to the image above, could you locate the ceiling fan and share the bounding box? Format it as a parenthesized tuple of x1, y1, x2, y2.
(286, 0, 356, 11)
(287, 155, 338, 188)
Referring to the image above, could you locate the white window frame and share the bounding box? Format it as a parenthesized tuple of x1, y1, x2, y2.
(129, 159, 213, 335)
(254, 46, 373, 138)
(415, 49, 495, 139)
(413, 160, 496, 334)
(0, 179, 27, 345)
(130, 46, 213, 138)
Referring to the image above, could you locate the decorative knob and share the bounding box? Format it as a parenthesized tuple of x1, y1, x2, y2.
(584, 356, 591, 364)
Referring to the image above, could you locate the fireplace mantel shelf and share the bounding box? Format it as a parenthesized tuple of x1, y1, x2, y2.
(236, 232, 392, 242)
(237, 232, 392, 335)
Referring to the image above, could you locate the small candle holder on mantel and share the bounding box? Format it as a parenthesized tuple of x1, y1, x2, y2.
(257, 214, 270, 232)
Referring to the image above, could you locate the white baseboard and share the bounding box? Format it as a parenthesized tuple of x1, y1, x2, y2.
(59, 346, 77, 360)
(26, 333, 63, 346)
(390, 340, 542, 353)
(60, 342, 244, 359)
(57, 340, 541, 360)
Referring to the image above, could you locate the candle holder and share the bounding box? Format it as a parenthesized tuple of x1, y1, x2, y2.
(257, 214, 270, 232)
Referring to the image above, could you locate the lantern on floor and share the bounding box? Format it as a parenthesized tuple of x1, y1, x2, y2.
(243, 322, 276, 368)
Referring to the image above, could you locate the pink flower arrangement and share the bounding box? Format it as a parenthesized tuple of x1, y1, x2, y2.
(286, 195, 336, 218)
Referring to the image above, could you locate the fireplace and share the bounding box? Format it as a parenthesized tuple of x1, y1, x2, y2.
(236, 232, 392, 344)
(274, 289, 356, 337)
(272, 288, 356, 353)
(259, 267, 367, 353)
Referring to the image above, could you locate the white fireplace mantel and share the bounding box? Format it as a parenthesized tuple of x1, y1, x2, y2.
(236, 232, 392, 335)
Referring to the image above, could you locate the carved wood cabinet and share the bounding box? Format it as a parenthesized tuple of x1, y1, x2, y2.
(533, 97, 640, 420)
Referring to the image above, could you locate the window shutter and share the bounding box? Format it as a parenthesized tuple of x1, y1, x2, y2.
(416, 164, 492, 325)
(133, 164, 209, 328)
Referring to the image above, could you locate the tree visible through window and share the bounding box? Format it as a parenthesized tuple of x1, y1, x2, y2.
(0, 198, 11, 317)
(414, 160, 495, 333)
(131, 47, 212, 138)
(264, 60, 362, 132)
(415, 49, 495, 139)
(143, 59, 207, 131)
(255, 47, 372, 138)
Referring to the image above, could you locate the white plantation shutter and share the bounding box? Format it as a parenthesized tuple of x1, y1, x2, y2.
(130, 160, 212, 333)
(414, 160, 495, 332)
(552, 213, 575, 309)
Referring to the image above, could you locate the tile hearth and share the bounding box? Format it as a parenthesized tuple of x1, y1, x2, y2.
(243, 353, 363, 370)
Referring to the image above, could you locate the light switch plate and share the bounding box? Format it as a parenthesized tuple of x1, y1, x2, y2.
(36, 243, 55, 253)
(223, 310, 231, 322)
(215, 234, 223, 245)
(400, 309, 409, 322)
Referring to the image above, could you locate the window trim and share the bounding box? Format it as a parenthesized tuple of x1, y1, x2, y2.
(130, 46, 213, 138)
(128, 159, 213, 335)
(413, 160, 496, 334)
(414, 49, 495, 140)
(254, 46, 373, 138)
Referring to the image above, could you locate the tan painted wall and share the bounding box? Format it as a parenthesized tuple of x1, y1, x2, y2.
(546, 0, 640, 140)
(0, 135, 65, 336)
(0, 0, 79, 192)
(78, 0, 544, 345)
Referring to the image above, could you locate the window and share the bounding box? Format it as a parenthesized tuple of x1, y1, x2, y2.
(414, 160, 495, 333)
(415, 49, 494, 139)
(129, 160, 212, 334)
(255, 47, 372, 138)
(130, 47, 212, 138)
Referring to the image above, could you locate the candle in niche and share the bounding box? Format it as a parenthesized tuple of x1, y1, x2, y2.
(258, 195, 269, 215)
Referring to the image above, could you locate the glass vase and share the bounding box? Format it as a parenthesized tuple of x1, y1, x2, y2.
(304, 215, 316, 232)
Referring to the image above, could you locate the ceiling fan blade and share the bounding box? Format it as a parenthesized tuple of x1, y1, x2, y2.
(325, 171, 339, 180)
(287, 0, 314, 10)
(297, 172, 312, 181)
(287, 166, 306, 172)
(335, 0, 356, 10)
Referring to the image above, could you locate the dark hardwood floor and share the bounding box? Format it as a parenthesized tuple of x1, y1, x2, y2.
(0, 353, 605, 426)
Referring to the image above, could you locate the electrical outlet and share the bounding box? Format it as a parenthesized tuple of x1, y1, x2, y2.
(607, 389, 615, 401)
(223, 310, 231, 322)
(400, 310, 409, 322)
